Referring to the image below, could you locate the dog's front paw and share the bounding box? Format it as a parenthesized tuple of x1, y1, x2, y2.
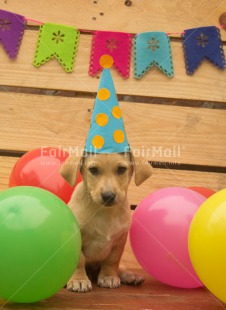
(119, 271, 144, 286)
(97, 275, 121, 288)
(67, 278, 92, 293)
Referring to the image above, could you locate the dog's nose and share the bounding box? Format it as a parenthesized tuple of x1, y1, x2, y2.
(101, 192, 116, 206)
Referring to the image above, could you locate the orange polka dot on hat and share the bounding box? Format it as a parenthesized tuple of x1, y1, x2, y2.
(84, 55, 130, 154)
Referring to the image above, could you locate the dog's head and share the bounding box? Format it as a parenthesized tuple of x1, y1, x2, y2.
(60, 151, 152, 207)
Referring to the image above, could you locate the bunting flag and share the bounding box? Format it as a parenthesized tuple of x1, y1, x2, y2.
(133, 31, 174, 79)
(182, 26, 225, 75)
(33, 23, 80, 73)
(0, 9, 225, 79)
(89, 31, 132, 79)
(0, 9, 26, 59)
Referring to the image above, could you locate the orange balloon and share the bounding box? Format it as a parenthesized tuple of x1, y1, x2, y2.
(9, 147, 82, 203)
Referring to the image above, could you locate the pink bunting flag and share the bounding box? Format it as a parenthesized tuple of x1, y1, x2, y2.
(89, 31, 132, 79)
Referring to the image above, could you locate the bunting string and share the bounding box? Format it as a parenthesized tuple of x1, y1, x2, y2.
(0, 9, 225, 78)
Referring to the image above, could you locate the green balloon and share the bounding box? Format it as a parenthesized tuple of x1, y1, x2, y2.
(0, 186, 81, 303)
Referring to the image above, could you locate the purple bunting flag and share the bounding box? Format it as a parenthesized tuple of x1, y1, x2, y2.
(0, 9, 26, 59)
(182, 26, 225, 75)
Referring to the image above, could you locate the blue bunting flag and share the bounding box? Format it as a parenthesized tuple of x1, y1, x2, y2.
(182, 26, 225, 75)
(133, 31, 174, 79)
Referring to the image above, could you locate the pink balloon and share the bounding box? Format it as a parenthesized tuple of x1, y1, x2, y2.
(130, 187, 205, 288)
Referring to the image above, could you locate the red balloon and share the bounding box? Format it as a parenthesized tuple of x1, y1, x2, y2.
(189, 187, 215, 199)
(9, 147, 82, 203)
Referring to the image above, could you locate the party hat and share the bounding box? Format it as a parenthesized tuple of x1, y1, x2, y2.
(85, 55, 130, 154)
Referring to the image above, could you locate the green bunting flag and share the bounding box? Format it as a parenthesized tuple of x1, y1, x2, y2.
(33, 23, 80, 72)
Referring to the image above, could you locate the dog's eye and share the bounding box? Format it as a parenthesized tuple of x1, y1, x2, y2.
(117, 166, 127, 175)
(89, 167, 99, 175)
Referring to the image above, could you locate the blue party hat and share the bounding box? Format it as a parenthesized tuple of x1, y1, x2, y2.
(84, 55, 130, 154)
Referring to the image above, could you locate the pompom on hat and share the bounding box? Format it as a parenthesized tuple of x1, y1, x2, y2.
(85, 55, 130, 154)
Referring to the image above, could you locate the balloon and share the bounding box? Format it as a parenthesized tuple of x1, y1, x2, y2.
(189, 188, 226, 303)
(130, 187, 205, 288)
(9, 147, 82, 203)
(189, 187, 215, 198)
(0, 186, 81, 303)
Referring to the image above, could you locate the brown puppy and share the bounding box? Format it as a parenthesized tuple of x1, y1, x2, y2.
(60, 151, 152, 292)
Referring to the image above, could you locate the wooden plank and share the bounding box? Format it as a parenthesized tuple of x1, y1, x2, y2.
(1, 93, 226, 167)
(1, 0, 226, 41)
(1, 156, 225, 206)
(1, 269, 224, 309)
(129, 168, 226, 204)
(0, 30, 225, 102)
(0, 156, 13, 191)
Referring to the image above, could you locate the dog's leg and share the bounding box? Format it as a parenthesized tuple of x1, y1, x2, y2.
(97, 233, 127, 289)
(118, 267, 144, 286)
(67, 253, 92, 293)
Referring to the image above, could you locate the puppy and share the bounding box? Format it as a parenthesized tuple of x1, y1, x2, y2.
(60, 151, 152, 292)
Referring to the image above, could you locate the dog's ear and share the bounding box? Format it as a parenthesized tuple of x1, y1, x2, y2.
(59, 155, 83, 187)
(131, 150, 153, 186)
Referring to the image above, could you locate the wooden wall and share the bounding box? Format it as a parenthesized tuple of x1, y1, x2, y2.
(0, 0, 226, 207)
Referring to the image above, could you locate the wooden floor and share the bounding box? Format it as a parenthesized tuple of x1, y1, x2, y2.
(0, 269, 224, 310)
(0, 0, 226, 309)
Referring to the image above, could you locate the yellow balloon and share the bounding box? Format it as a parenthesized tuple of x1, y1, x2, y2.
(189, 188, 226, 303)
